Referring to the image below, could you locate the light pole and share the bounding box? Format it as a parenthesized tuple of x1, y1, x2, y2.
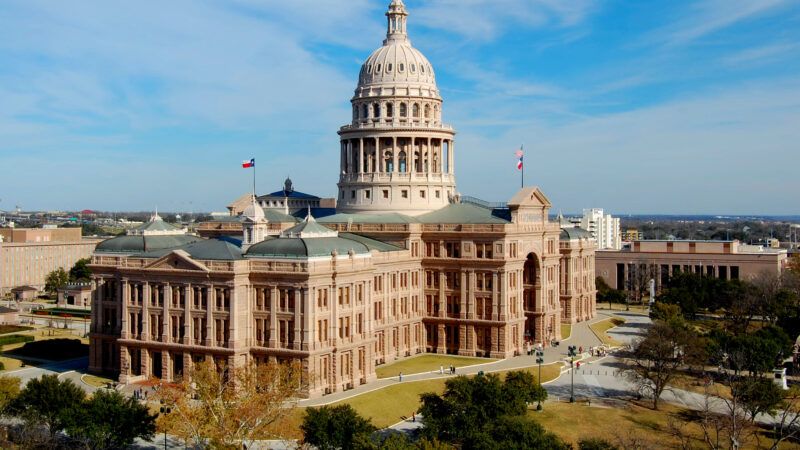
(535, 349, 544, 411)
(568, 345, 577, 403)
(159, 399, 171, 450)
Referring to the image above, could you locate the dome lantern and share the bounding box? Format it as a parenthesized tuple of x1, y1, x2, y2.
(385, 0, 409, 44)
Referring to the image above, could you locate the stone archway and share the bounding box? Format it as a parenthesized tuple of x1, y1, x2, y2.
(523, 252, 543, 344)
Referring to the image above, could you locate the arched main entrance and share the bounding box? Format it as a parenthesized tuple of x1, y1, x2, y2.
(523, 252, 542, 344)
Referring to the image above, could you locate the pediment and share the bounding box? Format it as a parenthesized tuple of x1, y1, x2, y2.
(144, 250, 209, 272)
(507, 187, 552, 208)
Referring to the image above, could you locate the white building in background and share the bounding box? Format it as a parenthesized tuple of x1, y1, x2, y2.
(580, 208, 621, 250)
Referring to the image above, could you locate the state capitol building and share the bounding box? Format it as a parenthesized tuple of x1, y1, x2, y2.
(89, 0, 597, 397)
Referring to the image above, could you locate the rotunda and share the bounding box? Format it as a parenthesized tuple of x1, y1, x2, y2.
(336, 0, 456, 215)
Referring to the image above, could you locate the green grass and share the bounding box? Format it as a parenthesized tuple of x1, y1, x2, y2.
(589, 317, 626, 347)
(561, 323, 572, 340)
(0, 334, 35, 347)
(82, 374, 116, 388)
(375, 354, 497, 379)
(0, 325, 33, 335)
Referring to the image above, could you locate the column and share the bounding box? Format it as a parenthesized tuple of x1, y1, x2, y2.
(293, 289, 301, 350)
(392, 136, 398, 173)
(449, 140, 455, 174)
(205, 286, 214, 346)
(141, 283, 150, 341)
(493, 272, 500, 320)
(163, 283, 171, 343)
(374, 137, 380, 173)
(460, 271, 468, 319)
(184, 283, 192, 345)
(269, 286, 278, 347)
(359, 138, 364, 174)
(438, 272, 446, 319)
(120, 280, 129, 338)
(303, 288, 313, 351)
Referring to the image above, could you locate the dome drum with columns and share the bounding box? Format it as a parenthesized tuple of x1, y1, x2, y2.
(337, 0, 456, 216)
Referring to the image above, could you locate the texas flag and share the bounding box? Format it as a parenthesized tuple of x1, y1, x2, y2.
(515, 148, 523, 170)
(242, 158, 255, 168)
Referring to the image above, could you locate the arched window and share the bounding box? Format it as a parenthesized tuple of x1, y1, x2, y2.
(384, 151, 394, 172)
(373, 103, 380, 118)
(424, 104, 430, 118)
(399, 150, 407, 173)
(421, 64, 425, 73)
(387, 63, 392, 72)
(399, 63, 405, 72)
(400, 103, 407, 117)
(376, 63, 382, 72)
(433, 105, 438, 120)
(386, 103, 393, 117)
(362, 104, 368, 119)
(411, 63, 416, 73)
(412, 103, 420, 118)
(414, 150, 421, 172)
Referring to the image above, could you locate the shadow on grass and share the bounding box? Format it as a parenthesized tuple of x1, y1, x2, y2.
(6, 338, 89, 361)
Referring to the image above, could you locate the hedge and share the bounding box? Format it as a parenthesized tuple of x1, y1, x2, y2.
(0, 334, 35, 347)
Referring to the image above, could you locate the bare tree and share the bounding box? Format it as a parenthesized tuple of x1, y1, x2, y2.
(157, 358, 304, 448)
(621, 320, 695, 410)
(769, 387, 800, 450)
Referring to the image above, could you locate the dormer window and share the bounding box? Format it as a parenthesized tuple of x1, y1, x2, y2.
(387, 63, 392, 72)
(421, 65, 425, 73)
(399, 63, 405, 72)
(410, 63, 416, 73)
(367, 64, 372, 73)
(376, 63, 382, 72)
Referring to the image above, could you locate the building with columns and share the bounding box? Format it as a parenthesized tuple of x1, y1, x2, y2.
(89, 0, 596, 398)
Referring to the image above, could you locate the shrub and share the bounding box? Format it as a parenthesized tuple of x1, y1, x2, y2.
(0, 335, 35, 347)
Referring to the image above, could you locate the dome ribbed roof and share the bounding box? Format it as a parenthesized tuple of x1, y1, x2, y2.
(354, 0, 439, 98)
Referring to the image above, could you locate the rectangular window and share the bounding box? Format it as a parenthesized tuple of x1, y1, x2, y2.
(383, 190, 389, 199)
(435, 190, 440, 198)
(351, 190, 356, 199)
(365, 190, 371, 199)
(420, 190, 426, 198)
(401, 190, 408, 198)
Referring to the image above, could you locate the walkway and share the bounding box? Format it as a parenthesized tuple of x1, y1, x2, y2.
(299, 314, 611, 407)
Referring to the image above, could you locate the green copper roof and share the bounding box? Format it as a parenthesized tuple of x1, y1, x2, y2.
(264, 209, 299, 223)
(137, 238, 245, 260)
(317, 212, 418, 224)
(560, 227, 592, 240)
(416, 204, 510, 224)
(132, 218, 181, 232)
(95, 235, 202, 253)
(339, 233, 403, 252)
(245, 236, 371, 259)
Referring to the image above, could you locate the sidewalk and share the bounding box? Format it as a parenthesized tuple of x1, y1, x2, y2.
(299, 314, 608, 407)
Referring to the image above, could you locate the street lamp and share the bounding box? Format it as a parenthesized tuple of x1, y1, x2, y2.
(568, 345, 577, 403)
(159, 399, 171, 450)
(535, 349, 544, 411)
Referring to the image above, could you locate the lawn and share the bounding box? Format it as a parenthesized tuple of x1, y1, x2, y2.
(0, 355, 24, 372)
(0, 325, 34, 335)
(82, 374, 116, 388)
(561, 323, 572, 340)
(375, 354, 497, 379)
(589, 317, 626, 347)
(532, 400, 790, 449)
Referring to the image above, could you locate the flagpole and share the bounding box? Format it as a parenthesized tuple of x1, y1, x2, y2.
(253, 161, 256, 198)
(521, 144, 524, 188)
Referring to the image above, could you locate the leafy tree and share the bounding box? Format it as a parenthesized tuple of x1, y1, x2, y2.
(419, 373, 567, 449)
(0, 376, 20, 416)
(501, 371, 547, 415)
(302, 404, 377, 450)
(578, 438, 619, 450)
(68, 258, 92, 282)
(649, 302, 682, 324)
(712, 325, 792, 376)
(622, 320, 696, 409)
(12, 374, 85, 439)
(735, 376, 783, 421)
(44, 267, 69, 294)
(156, 359, 303, 448)
(596, 277, 627, 308)
(67, 389, 156, 450)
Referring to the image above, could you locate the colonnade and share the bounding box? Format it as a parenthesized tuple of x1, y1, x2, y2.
(340, 136, 454, 175)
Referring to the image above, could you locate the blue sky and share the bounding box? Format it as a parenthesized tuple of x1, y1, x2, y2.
(1, 0, 799, 215)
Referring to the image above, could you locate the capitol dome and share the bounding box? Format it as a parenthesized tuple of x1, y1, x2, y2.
(353, 0, 439, 99)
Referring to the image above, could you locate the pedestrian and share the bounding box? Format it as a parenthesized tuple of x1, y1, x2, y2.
(399, 372, 403, 382)
(144, 390, 148, 400)
(452, 366, 456, 374)
(412, 412, 416, 422)
(439, 365, 443, 374)
(579, 346, 583, 354)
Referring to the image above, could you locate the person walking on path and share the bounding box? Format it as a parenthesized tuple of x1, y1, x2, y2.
(439, 366, 443, 374)
(399, 372, 403, 382)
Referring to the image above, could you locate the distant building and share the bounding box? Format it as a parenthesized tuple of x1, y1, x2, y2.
(580, 209, 621, 250)
(0, 228, 102, 296)
(0, 306, 19, 325)
(227, 178, 336, 217)
(58, 283, 94, 308)
(10, 286, 38, 301)
(596, 240, 789, 293)
(623, 229, 643, 242)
